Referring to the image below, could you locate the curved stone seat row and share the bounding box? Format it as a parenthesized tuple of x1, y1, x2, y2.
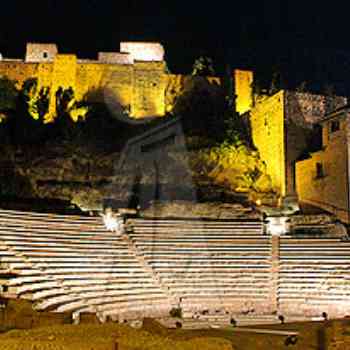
(127, 218, 271, 314)
(129, 218, 264, 235)
(278, 237, 350, 317)
(3, 209, 350, 321)
(0, 209, 172, 320)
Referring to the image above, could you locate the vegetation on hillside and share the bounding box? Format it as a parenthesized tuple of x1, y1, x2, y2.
(0, 73, 276, 210)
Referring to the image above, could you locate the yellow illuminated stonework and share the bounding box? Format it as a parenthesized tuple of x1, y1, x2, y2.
(250, 91, 286, 195)
(234, 69, 253, 115)
(0, 42, 167, 120)
(1, 42, 347, 206)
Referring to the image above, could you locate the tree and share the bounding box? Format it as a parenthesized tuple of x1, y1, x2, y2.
(6, 78, 51, 144)
(192, 56, 215, 76)
(269, 66, 285, 95)
(55, 86, 89, 122)
(172, 76, 226, 142)
(0, 77, 18, 122)
(22, 78, 50, 122)
(295, 81, 308, 93)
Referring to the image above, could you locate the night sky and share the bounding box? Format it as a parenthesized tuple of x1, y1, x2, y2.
(1, 1, 350, 94)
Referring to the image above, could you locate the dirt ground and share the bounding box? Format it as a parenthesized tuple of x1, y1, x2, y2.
(0, 321, 232, 350)
(0, 317, 349, 350)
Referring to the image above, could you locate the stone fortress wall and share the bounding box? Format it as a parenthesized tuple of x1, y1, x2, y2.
(296, 109, 350, 223)
(1, 43, 349, 217)
(0, 42, 166, 119)
(25, 43, 58, 63)
(246, 82, 347, 198)
(0, 43, 253, 123)
(250, 91, 286, 195)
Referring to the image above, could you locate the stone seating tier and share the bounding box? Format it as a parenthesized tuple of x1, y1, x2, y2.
(0, 210, 172, 320)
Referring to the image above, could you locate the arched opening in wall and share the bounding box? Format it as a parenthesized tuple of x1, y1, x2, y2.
(43, 52, 48, 59)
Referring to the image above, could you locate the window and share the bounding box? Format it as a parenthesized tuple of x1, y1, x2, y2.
(316, 162, 324, 178)
(330, 120, 340, 133)
(43, 52, 48, 59)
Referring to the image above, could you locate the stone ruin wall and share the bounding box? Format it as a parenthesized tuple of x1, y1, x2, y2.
(249, 90, 348, 197)
(132, 61, 166, 118)
(120, 42, 165, 62)
(284, 91, 347, 196)
(250, 90, 286, 195)
(97, 52, 133, 65)
(234, 69, 253, 115)
(296, 113, 350, 223)
(285, 92, 347, 126)
(25, 43, 58, 63)
(0, 44, 167, 119)
(0, 61, 38, 88)
(79, 62, 134, 112)
(0, 54, 267, 125)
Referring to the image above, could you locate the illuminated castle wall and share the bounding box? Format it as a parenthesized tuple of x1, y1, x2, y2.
(234, 69, 253, 115)
(1, 44, 348, 213)
(250, 91, 286, 194)
(296, 107, 350, 223)
(0, 42, 166, 120)
(238, 68, 348, 199)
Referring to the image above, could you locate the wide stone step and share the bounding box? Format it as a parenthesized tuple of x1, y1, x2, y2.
(279, 279, 350, 285)
(134, 243, 271, 249)
(132, 237, 269, 243)
(179, 296, 268, 307)
(0, 256, 137, 264)
(2, 246, 129, 255)
(3, 251, 132, 258)
(4, 260, 148, 270)
(130, 233, 264, 239)
(164, 284, 271, 291)
(1, 237, 126, 248)
(32, 282, 163, 300)
(140, 251, 271, 257)
(0, 234, 125, 246)
(0, 209, 100, 223)
(79, 299, 172, 317)
(278, 294, 350, 301)
(53, 294, 169, 313)
(280, 239, 345, 244)
(162, 276, 270, 282)
(148, 255, 271, 261)
(158, 271, 271, 277)
(131, 230, 263, 235)
(280, 246, 350, 250)
(130, 219, 262, 224)
(1, 244, 128, 254)
(0, 222, 105, 234)
(132, 226, 263, 231)
(10, 278, 158, 295)
(12, 278, 158, 291)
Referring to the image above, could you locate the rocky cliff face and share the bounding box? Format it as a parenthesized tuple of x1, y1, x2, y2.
(0, 137, 276, 213)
